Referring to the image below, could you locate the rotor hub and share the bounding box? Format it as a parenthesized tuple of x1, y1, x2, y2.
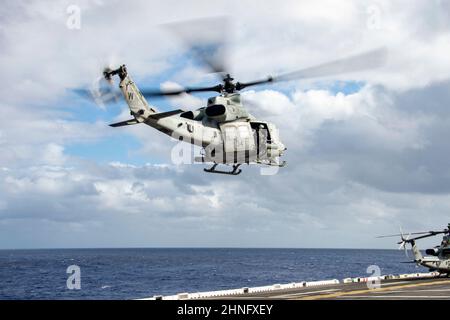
(222, 74, 236, 94)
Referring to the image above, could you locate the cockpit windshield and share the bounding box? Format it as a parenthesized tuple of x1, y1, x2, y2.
(442, 247, 450, 257)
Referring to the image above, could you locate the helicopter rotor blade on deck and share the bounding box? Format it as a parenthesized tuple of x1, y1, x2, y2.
(377, 233, 429, 238)
(376, 231, 442, 238)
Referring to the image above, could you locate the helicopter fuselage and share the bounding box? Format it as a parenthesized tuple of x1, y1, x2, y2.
(143, 104, 286, 166)
(408, 237, 450, 274)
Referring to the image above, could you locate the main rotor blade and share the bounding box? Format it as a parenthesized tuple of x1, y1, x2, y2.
(394, 231, 446, 244)
(407, 232, 446, 241)
(140, 84, 223, 98)
(376, 231, 433, 238)
(163, 16, 230, 75)
(237, 47, 388, 90)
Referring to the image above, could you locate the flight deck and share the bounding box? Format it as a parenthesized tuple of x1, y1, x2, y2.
(216, 277, 450, 300)
(144, 272, 450, 300)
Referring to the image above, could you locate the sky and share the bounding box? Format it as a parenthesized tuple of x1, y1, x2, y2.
(1, 0, 450, 249)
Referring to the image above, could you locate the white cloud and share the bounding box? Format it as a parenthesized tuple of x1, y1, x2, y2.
(1, 0, 450, 249)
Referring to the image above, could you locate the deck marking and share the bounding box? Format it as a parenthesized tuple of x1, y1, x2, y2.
(339, 295, 450, 299)
(271, 289, 340, 298)
(410, 288, 450, 292)
(298, 279, 450, 300)
(380, 281, 408, 286)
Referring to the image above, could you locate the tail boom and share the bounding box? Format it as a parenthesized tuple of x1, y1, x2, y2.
(105, 65, 157, 123)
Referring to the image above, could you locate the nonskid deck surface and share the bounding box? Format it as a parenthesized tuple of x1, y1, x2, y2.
(144, 273, 450, 300)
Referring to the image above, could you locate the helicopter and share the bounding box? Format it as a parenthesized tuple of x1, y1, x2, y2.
(378, 223, 450, 275)
(81, 19, 386, 175)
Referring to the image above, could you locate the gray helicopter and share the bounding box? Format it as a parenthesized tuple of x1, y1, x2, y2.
(378, 224, 450, 274)
(104, 65, 287, 175)
(81, 19, 386, 175)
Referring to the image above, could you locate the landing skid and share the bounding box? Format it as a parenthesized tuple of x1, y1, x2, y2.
(204, 164, 242, 175)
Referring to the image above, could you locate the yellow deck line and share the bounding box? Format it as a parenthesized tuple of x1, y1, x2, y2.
(296, 279, 450, 300)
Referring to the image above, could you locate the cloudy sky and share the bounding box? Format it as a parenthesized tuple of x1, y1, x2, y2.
(1, 0, 450, 249)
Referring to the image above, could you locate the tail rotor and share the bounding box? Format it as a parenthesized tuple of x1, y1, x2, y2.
(82, 65, 122, 109)
(398, 227, 412, 258)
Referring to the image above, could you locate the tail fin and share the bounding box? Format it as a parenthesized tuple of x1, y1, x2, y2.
(410, 240, 423, 262)
(398, 227, 422, 262)
(105, 65, 157, 122)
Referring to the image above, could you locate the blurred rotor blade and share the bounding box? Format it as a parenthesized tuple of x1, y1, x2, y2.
(398, 232, 411, 258)
(164, 16, 230, 76)
(74, 88, 96, 100)
(237, 47, 388, 90)
(74, 72, 122, 108)
(398, 228, 407, 251)
(277, 47, 387, 80)
(75, 87, 121, 108)
(140, 84, 223, 98)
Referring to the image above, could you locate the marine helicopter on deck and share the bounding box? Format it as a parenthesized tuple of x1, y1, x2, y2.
(378, 224, 450, 275)
(81, 19, 386, 175)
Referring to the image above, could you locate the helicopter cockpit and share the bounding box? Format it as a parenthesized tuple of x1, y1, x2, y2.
(440, 235, 450, 258)
(249, 121, 285, 159)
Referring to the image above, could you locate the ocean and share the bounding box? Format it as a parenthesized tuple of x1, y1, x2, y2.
(0, 248, 420, 300)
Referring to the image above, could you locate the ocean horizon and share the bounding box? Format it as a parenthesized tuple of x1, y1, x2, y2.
(0, 248, 422, 300)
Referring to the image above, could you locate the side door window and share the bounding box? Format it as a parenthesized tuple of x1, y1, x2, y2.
(223, 126, 237, 153)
